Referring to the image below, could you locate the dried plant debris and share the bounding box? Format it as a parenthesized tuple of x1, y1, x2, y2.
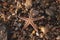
(0, 0, 60, 40)
(24, 0, 32, 9)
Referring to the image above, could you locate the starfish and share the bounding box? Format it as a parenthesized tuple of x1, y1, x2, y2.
(19, 9, 44, 32)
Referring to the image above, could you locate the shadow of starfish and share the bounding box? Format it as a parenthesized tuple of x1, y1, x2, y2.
(19, 9, 44, 32)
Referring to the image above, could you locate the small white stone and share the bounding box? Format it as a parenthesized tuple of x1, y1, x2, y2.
(18, 23, 21, 27)
(12, 13, 16, 15)
(15, 27, 18, 30)
(56, 36, 60, 40)
(36, 32, 39, 36)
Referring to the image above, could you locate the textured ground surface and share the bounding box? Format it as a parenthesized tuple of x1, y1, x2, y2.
(0, 0, 60, 40)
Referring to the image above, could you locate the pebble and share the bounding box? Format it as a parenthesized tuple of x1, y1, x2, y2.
(30, 9, 39, 17)
(15, 27, 18, 31)
(18, 23, 22, 27)
(45, 9, 54, 16)
(36, 32, 39, 36)
(56, 36, 60, 40)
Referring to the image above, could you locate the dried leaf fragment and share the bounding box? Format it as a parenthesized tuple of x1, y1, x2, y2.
(39, 26, 49, 34)
(25, 0, 32, 9)
(31, 30, 35, 35)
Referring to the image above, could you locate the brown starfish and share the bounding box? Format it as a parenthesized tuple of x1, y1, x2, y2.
(19, 9, 44, 32)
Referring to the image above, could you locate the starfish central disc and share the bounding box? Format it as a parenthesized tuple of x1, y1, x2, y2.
(26, 18, 33, 22)
(20, 9, 44, 32)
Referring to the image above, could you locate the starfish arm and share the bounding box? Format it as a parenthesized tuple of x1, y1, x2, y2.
(33, 16, 44, 21)
(29, 13, 33, 18)
(29, 9, 34, 18)
(23, 21, 29, 29)
(19, 17, 27, 21)
(31, 22, 38, 32)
